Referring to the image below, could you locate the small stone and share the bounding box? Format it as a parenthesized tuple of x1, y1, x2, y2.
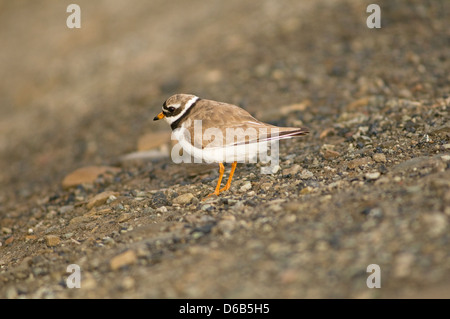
(62, 166, 120, 189)
(87, 191, 119, 209)
(45, 235, 60, 247)
(151, 191, 169, 208)
(365, 172, 381, 180)
(5, 236, 14, 245)
(347, 97, 370, 110)
(260, 182, 272, 191)
(348, 157, 372, 169)
(443, 144, 450, 150)
(118, 213, 133, 223)
(271, 164, 281, 174)
(192, 232, 204, 239)
(107, 195, 118, 204)
(156, 206, 168, 213)
(201, 204, 213, 211)
(319, 128, 336, 139)
(173, 193, 195, 205)
(300, 186, 313, 194)
(279, 101, 310, 115)
(372, 153, 386, 163)
(299, 169, 314, 179)
(69, 215, 90, 225)
(110, 250, 137, 270)
(102, 236, 115, 244)
(323, 149, 340, 159)
(240, 181, 252, 192)
(1, 227, 12, 234)
(321, 144, 335, 151)
(282, 164, 301, 176)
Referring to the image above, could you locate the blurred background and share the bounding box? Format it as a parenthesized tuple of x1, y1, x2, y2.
(0, 0, 449, 300)
(0, 0, 448, 197)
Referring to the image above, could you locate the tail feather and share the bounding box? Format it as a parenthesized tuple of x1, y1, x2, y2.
(233, 127, 309, 146)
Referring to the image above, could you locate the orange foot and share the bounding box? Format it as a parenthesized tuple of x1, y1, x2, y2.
(203, 161, 237, 200)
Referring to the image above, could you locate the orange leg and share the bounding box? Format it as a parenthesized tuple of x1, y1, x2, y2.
(220, 161, 237, 192)
(206, 162, 225, 198)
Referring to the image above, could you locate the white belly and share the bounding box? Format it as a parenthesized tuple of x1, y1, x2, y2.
(172, 128, 277, 164)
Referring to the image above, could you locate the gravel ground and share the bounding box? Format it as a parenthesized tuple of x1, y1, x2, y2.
(0, 0, 449, 299)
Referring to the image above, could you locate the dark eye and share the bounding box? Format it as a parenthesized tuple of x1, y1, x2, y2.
(168, 106, 175, 112)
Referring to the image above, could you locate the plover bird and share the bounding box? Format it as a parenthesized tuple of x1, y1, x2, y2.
(154, 94, 309, 197)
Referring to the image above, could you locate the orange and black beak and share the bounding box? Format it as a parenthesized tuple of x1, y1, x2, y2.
(153, 112, 165, 121)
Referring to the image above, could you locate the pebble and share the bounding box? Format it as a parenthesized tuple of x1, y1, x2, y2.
(372, 153, 386, 163)
(271, 164, 281, 174)
(173, 193, 195, 205)
(319, 128, 335, 139)
(62, 166, 120, 189)
(240, 181, 252, 192)
(5, 236, 14, 245)
(1, 227, 12, 234)
(365, 172, 381, 180)
(107, 195, 118, 204)
(201, 204, 213, 211)
(347, 157, 372, 169)
(282, 164, 301, 176)
(45, 235, 60, 247)
(300, 187, 313, 194)
(87, 191, 119, 209)
(323, 149, 340, 159)
(102, 236, 115, 244)
(260, 182, 272, 191)
(347, 97, 370, 110)
(156, 206, 168, 213)
(151, 191, 169, 208)
(118, 213, 133, 223)
(299, 169, 314, 179)
(110, 250, 137, 270)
